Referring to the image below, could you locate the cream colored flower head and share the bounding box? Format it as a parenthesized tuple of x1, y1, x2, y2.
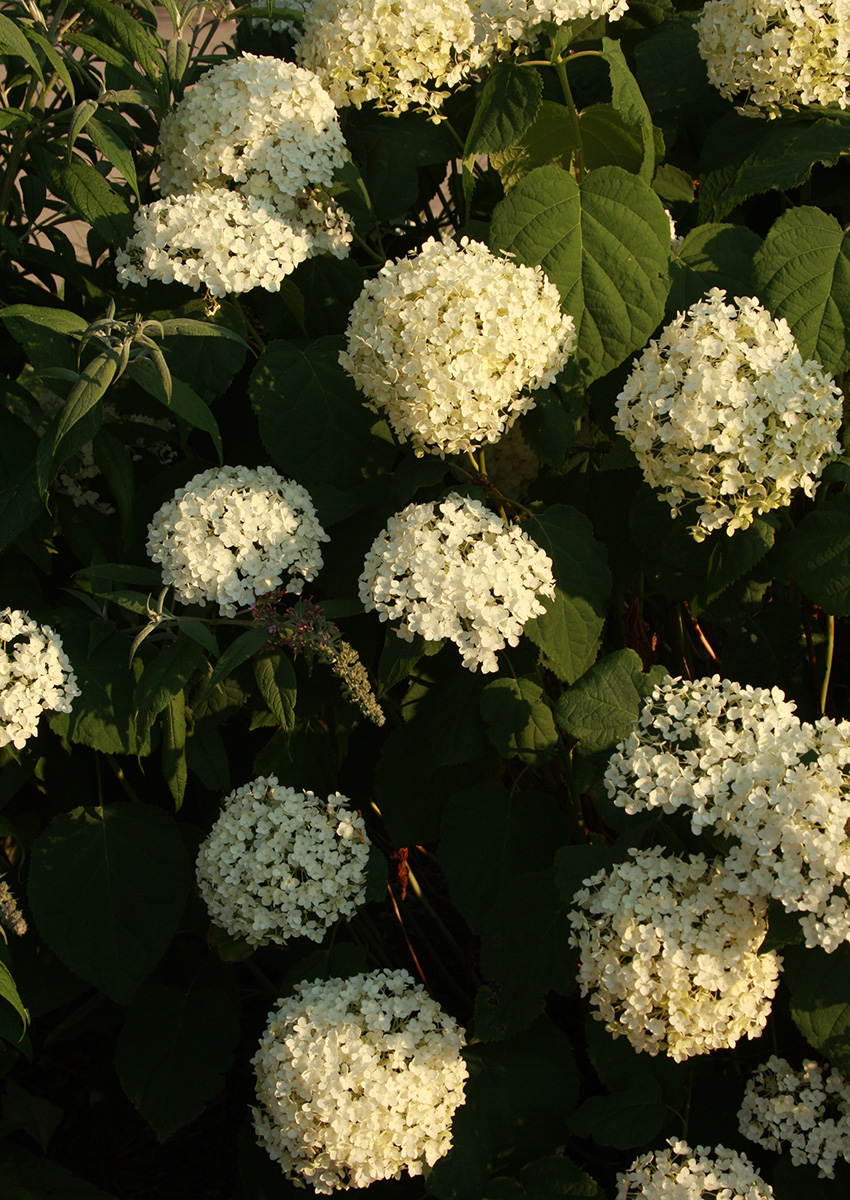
(568, 846, 781, 1061)
(158, 53, 347, 202)
(295, 0, 490, 116)
(195, 776, 370, 946)
(146, 465, 329, 617)
(359, 493, 555, 673)
(615, 288, 842, 541)
(618, 1140, 775, 1199)
(252, 969, 468, 1192)
(740, 1056, 850, 1179)
(605, 673, 850, 954)
(697, 0, 850, 115)
(0, 608, 79, 750)
(471, 0, 628, 52)
(341, 237, 575, 457)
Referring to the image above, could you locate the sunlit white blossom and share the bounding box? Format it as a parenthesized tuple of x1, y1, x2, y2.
(341, 238, 574, 456)
(615, 288, 842, 540)
(252, 969, 467, 1192)
(196, 776, 370, 945)
(0, 608, 79, 750)
(472, 0, 628, 50)
(618, 1140, 774, 1199)
(740, 1056, 850, 1179)
(698, 0, 850, 115)
(146, 465, 329, 616)
(568, 846, 781, 1061)
(359, 493, 555, 672)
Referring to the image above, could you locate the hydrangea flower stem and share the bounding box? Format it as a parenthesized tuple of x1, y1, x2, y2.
(554, 58, 584, 181)
(821, 612, 836, 715)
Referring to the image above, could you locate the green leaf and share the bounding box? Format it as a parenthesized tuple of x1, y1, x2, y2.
(478, 868, 576, 1037)
(131, 362, 223, 463)
(465, 61, 543, 158)
(0, 409, 41, 553)
(0, 960, 27, 1037)
(344, 107, 455, 220)
(569, 1077, 666, 1149)
(67, 98, 99, 154)
(426, 1019, 580, 1200)
(522, 505, 612, 683)
(1, 304, 88, 336)
(48, 626, 152, 756)
(556, 649, 650, 754)
(157, 317, 249, 347)
(91, 427, 134, 553)
(57, 160, 133, 247)
(78, 0, 162, 82)
(161, 690, 188, 810)
(491, 165, 670, 384)
(633, 15, 708, 114)
(490, 101, 576, 192)
(28, 29, 74, 101)
(599, 37, 655, 181)
(668, 223, 762, 317)
(206, 628, 269, 693)
(114, 970, 240, 1140)
(253, 652, 297, 729)
(165, 36, 190, 86)
(28, 804, 193, 1006)
(579, 105, 644, 176)
(652, 163, 696, 204)
(480, 676, 559, 765)
(484, 1156, 603, 1199)
(252, 338, 392, 502)
(522, 368, 584, 469)
(86, 115, 140, 200)
(175, 617, 219, 658)
(134, 635, 203, 740)
(786, 944, 850, 1077)
(698, 112, 850, 224)
(0, 1144, 119, 1200)
(777, 492, 850, 616)
(438, 785, 571, 932)
(0, 12, 44, 83)
(753, 206, 850, 376)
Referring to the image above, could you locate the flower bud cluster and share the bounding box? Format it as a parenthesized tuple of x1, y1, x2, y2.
(146, 465, 329, 616)
(697, 0, 850, 115)
(196, 776, 370, 945)
(617, 1139, 774, 1199)
(252, 969, 468, 1192)
(341, 237, 574, 456)
(118, 55, 351, 295)
(568, 847, 781, 1061)
(614, 289, 842, 541)
(359, 493, 555, 672)
(0, 609, 79, 750)
(295, 0, 490, 116)
(605, 674, 850, 952)
(739, 1056, 850, 1178)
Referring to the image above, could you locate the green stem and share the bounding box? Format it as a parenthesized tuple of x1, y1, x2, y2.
(554, 60, 584, 182)
(820, 612, 835, 715)
(106, 755, 141, 804)
(351, 229, 385, 266)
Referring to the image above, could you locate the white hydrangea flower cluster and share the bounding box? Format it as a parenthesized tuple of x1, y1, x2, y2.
(568, 847, 781, 1061)
(614, 289, 842, 541)
(739, 1056, 850, 1179)
(295, 0, 491, 116)
(0, 609, 80, 750)
(359, 493, 555, 673)
(252, 969, 468, 1192)
(118, 55, 351, 295)
(605, 674, 850, 953)
(195, 776, 370, 946)
(617, 1140, 775, 1199)
(146, 465, 329, 617)
(697, 0, 850, 115)
(341, 237, 575, 457)
(472, 0, 628, 51)
(115, 190, 314, 297)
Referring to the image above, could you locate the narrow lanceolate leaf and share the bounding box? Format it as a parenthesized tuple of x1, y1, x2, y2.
(0, 305, 88, 336)
(206, 628, 270, 693)
(465, 60, 543, 159)
(165, 37, 190, 87)
(161, 692, 188, 810)
(115, 967, 240, 1141)
(158, 318, 250, 347)
(86, 115, 140, 199)
(134, 635, 204, 740)
(753, 206, 850, 376)
(77, 0, 163, 83)
(58, 160, 133, 246)
(91, 428, 135, 553)
(490, 165, 670, 384)
(0, 960, 28, 1037)
(28, 805, 193, 1006)
(53, 351, 119, 450)
(0, 12, 44, 82)
(253, 653, 297, 729)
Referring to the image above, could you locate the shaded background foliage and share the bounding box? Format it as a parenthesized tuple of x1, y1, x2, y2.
(1, 0, 850, 1196)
